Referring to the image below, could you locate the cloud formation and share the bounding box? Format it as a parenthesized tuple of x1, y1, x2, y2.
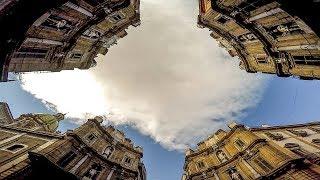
(20, 0, 267, 150)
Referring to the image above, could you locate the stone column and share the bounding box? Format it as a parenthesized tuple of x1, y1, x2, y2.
(107, 166, 116, 180)
(241, 159, 260, 179)
(212, 170, 220, 180)
(69, 155, 89, 174)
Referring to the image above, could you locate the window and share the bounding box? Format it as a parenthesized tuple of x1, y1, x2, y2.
(86, 133, 97, 143)
(253, 156, 273, 173)
(293, 56, 320, 66)
(5, 144, 26, 152)
(109, 12, 125, 23)
(216, 15, 230, 24)
(70, 53, 83, 59)
(265, 132, 284, 141)
(312, 139, 320, 144)
(288, 129, 308, 137)
(197, 161, 205, 169)
(123, 155, 133, 166)
(57, 151, 77, 168)
(235, 139, 245, 149)
(256, 57, 267, 64)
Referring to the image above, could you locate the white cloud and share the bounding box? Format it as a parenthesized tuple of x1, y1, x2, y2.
(20, 0, 268, 151)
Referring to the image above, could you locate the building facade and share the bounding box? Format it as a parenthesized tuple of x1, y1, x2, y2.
(182, 121, 320, 180)
(1, 0, 140, 82)
(0, 102, 146, 180)
(198, 0, 320, 80)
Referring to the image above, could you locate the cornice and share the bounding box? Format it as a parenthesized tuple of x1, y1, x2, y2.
(251, 121, 320, 131)
(0, 124, 63, 139)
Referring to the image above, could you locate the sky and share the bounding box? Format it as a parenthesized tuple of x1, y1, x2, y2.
(1, 0, 320, 180)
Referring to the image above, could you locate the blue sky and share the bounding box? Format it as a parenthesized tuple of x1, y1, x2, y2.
(1, 75, 319, 180)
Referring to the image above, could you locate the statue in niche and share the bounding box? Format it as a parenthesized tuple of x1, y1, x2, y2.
(102, 145, 114, 158)
(229, 168, 244, 180)
(217, 150, 228, 163)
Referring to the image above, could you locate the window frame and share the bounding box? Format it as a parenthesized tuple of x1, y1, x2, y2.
(2, 143, 27, 153)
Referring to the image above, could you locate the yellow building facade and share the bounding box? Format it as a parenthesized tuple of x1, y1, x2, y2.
(183, 122, 320, 179)
(1, 0, 140, 82)
(0, 102, 146, 179)
(198, 0, 320, 80)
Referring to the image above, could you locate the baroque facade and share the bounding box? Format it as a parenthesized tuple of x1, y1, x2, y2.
(0, 0, 140, 82)
(198, 0, 320, 80)
(0, 102, 146, 179)
(182, 121, 320, 180)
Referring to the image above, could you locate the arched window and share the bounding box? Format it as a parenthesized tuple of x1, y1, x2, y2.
(216, 150, 228, 163)
(102, 146, 114, 159)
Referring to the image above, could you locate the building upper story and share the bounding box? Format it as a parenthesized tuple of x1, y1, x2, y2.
(0, 0, 140, 82)
(0, 102, 146, 179)
(183, 121, 320, 180)
(198, 0, 320, 80)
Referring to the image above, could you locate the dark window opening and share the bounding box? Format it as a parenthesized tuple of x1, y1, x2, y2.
(312, 139, 320, 144)
(293, 56, 320, 66)
(124, 157, 131, 164)
(6, 144, 25, 152)
(70, 53, 83, 59)
(197, 161, 205, 169)
(254, 156, 273, 173)
(235, 139, 245, 149)
(57, 151, 77, 168)
(217, 15, 230, 24)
